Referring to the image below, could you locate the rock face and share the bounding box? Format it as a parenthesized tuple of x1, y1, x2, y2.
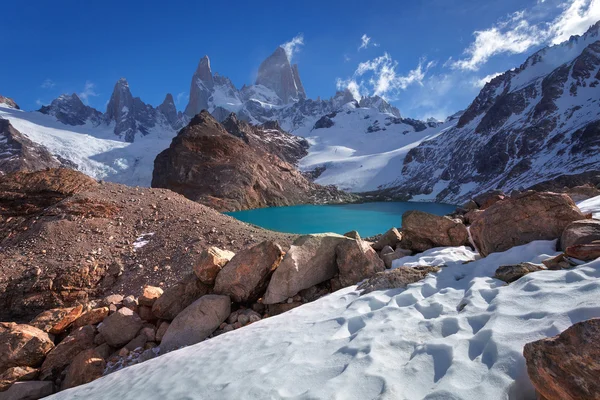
(160, 295, 231, 352)
(357, 266, 441, 294)
(560, 220, 600, 251)
(151, 274, 211, 321)
(0, 119, 63, 175)
(39, 93, 103, 126)
(0, 323, 54, 372)
(0, 95, 20, 109)
(97, 307, 142, 348)
(471, 191, 586, 256)
(494, 263, 546, 283)
(336, 240, 385, 287)
(184, 55, 214, 118)
(263, 234, 352, 304)
(214, 241, 284, 303)
(400, 211, 469, 252)
(61, 349, 106, 390)
(255, 47, 306, 104)
(152, 111, 352, 211)
(40, 325, 95, 381)
(524, 318, 600, 400)
(193, 247, 235, 285)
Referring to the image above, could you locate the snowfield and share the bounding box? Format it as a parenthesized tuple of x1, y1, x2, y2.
(49, 240, 600, 400)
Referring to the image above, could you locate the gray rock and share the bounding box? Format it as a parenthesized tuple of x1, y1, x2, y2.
(97, 307, 142, 348)
(0, 381, 53, 400)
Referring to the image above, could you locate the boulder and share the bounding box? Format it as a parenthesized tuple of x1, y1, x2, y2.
(565, 243, 600, 261)
(124, 334, 147, 351)
(152, 274, 211, 320)
(263, 234, 352, 304)
(560, 220, 600, 251)
(40, 325, 95, 381)
(72, 307, 109, 329)
(380, 245, 394, 256)
(138, 286, 163, 307)
(155, 322, 169, 343)
(335, 239, 385, 287)
(357, 266, 441, 294)
(214, 241, 284, 303)
(524, 318, 600, 400)
(93, 343, 113, 360)
(470, 192, 586, 257)
(0, 367, 39, 392)
(101, 294, 123, 307)
(0, 381, 53, 399)
(0, 323, 54, 372)
(29, 305, 83, 335)
(160, 295, 230, 352)
(372, 228, 402, 251)
(473, 191, 505, 209)
(61, 349, 105, 390)
(494, 263, 546, 283)
(464, 209, 483, 225)
(193, 247, 235, 285)
(97, 307, 142, 348)
(400, 211, 469, 252)
(343, 231, 361, 241)
(267, 302, 303, 316)
(542, 254, 576, 270)
(381, 248, 413, 269)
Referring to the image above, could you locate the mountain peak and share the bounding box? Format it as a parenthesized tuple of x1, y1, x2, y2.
(255, 47, 306, 104)
(195, 55, 214, 86)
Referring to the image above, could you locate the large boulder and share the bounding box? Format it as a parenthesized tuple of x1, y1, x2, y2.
(214, 241, 284, 303)
(560, 220, 600, 251)
(471, 192, 586, 257)
(357, 266, 441, 295)
(0, 366, 39, 392)
(381, 248, 413, 269)
(0, 323, 54, 373)
(0, 381, 54, 399)
(72, 307, 109, 329)
(524, 318, 600, 400)
(40, 325, 95, 381)
(160, 295, 230, 352)
(193, 247, 235, 285)
(29, 305, 83, 335)
(263, 234, 352, 304)
(400, 211, 469, 252)
(565, 243, 600, 261)
(61, 349, 105, 390)
(97, 307, 142, 348)
(152, 274, 210, 321)
(336, 240, 385, 287)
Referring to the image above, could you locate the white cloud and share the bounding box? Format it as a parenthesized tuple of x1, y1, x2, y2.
(79, 81, 98, 104)
(176, 92, 188, 105)
(35, 99, 47, 106)
(358, 34, 379, 50)
(473, 71, 504, 87)
(281, 34, 304, 62)
(41, 79, 55, 89)
(550, 0, 600, 44)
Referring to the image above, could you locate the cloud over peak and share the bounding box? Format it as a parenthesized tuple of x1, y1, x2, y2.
(281, 34, 304, 62)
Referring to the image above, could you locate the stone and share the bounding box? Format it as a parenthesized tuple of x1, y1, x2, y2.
(542, 254, 576, 270)
(93, 333, 106, 346)
(560, 220, 600, 251)
(29, 305, 83, 335)
(193, 247, 235, 285)
(464, 209, 484, 225)
(343, 231, 361, 240)
(61, 349, 105, 390)
(0, 381, 53, 399)
(494, 263, 546, 283)
(524, 318, 600, 400)
(155, 322, 169, 343)
(72, 307, 109, 329)
(160, 295, 231, 352)
(372, 228, 402, 251)
(102, 294, 123, 306)
(473, 190, 505, 209)
(357, 266, 441, 294)
(0, 367, 39, 392)
(97, 307, 142, 348)
(40, 325, 95, 381)
(152, 274, 210, 321)
(93, 343, 113, 360)
(470, 192, 586, 257)
(400, 211, 469, 253)
(214, 241, 284, 303)
(140, 327, 155, 342)
(263, 234, 352, 304)
(381, 248, 413, 269)
(124, 335, 147, 352)
(380, 245, 394, 257)
(138, 286, 163, 307)
(122, 295, 137, 309)
(0, 323, 54, 373)
(138, 306, 156, 322)
(335, 239, 385, 287)
(565, 243, 600, 261)
(267, 302, 303, 316)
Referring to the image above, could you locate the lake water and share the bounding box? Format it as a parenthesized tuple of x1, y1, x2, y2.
(226, 202, 457, 237)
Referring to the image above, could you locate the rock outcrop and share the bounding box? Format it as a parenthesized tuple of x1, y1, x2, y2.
(39, 93, 103, 126)
(400, 211, 470, 252)
(255, 47, 306, 104)
(0, 95, 19, 110)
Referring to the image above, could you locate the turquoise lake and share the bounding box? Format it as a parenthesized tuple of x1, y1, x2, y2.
(226, 202, 457, 237)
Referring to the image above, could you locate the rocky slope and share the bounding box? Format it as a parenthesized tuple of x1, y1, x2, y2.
(387, 21, 600, 203)
(152, 111, 353, 211)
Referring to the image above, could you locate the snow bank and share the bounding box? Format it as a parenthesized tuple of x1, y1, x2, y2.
(577, 195, 600, 219)
(49, 240, 600, 400)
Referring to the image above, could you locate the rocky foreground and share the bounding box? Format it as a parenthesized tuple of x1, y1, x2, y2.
(2, 169, 600, 398)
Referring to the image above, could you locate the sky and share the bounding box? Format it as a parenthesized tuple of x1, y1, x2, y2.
(2, 0, 600, 120)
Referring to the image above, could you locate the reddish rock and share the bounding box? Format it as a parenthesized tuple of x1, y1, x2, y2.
(97, 307, 142, 348)
(138, 286, 163, 307)
(372, 228, 402, 251)
(524, 318, 600, 400)
(0, 366, 39, 391)
(193, 247, 235, 285)
(0, 323, 54, 372)
(565, 243, 600, 261)
(29, 305, 83, 335)
(542, 254, 576, 270)
(357, 266, 441, 294)
(214, 241, 284, 302)
(61, 348, 105, 390)
(400, 210, 469, 252)
(336, 239, 385, 287)
(40, 325, 95, 381)
(72, 307, 109, 329)
(560, 219, 600, 251)
(152, 274, 211, 321)
(470, 192, 586, 257)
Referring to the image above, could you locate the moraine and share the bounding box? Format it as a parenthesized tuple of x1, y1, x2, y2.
(225, 201, 457, 237)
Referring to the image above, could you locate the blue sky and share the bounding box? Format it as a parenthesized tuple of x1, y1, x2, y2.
(2, 0, 600, 119)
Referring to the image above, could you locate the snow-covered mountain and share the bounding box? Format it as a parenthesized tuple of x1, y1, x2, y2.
(385, 21, 600, 203)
